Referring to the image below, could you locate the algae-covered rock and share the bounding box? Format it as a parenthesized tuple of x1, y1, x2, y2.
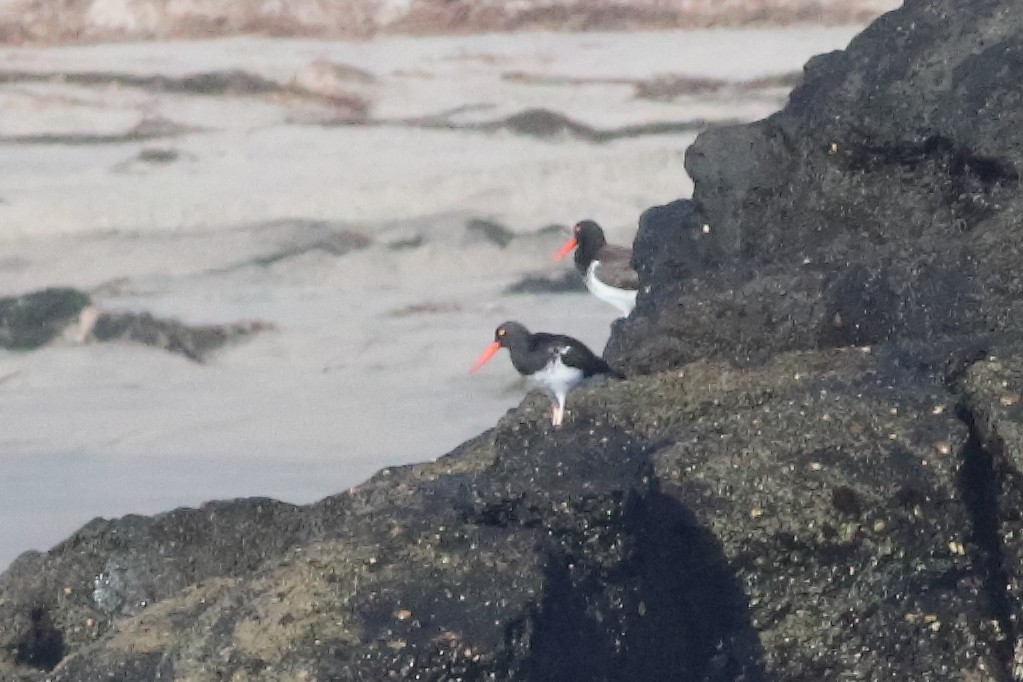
(0, 288, 90, 349)
(91, 312, 272, 362)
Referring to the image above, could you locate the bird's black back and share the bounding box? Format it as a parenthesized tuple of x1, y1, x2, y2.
(529, 332, 622, 378)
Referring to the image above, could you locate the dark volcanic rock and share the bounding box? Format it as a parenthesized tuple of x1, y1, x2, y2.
(0, 287, 270, 360)
(91, 311, 273, 362)
(503, 270, 585, 294)
(501, 108, 592, 138)
(959, 350, 1023, 675)
(0, 288, 90, 349)
(0, 498, 308, 672)
(606, 0, 1023, 374)
(465, 217, 516, 247)
(0, 348, 1009, 681)
(4, 1, 1023, 681)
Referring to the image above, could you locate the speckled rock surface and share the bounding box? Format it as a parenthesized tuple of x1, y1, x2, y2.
(0, 498, 309, 673)
(4, 0, 1023, 680)
(960, 348, 1023, 678)
(606, 0, 1023, 374)
(1, 347, 1018, 681)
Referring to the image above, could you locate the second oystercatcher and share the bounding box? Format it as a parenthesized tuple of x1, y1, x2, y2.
(469, 321, 622, 427)
(554, 220, 638, 317)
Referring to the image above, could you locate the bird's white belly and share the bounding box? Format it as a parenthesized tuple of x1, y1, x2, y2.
(530, 357, 585, 404)
(585, 261, 637, 316)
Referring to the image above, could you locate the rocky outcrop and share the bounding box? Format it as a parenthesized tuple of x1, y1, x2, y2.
(4, 1, 1023, 681)
(0, 0, 898, 44)
(0, 288, 271, 360)
(3, 347, 1013, 681)
(606, 0, 1023, 374)
(90, 313, 272, 362)
(0, 288, 90, 349)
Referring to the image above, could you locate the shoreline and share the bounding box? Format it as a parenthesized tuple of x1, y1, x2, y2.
(0, 25, 868, 570)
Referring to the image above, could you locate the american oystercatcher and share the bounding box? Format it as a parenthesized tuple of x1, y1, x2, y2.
(469, 321, 622, 427)
(553, 220, 638, 317)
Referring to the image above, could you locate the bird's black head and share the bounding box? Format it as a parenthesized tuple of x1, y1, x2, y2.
(571, 220, 607, 269)
(471, 321, 532, 374)
(494, 321, 531, 349)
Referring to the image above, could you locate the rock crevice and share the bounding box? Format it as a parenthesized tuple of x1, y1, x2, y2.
(955, 404, 1015, 681)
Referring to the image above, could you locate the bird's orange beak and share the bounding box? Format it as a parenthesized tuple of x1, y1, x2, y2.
(553, 236, 578, 261)
(469, 341, 501, 373)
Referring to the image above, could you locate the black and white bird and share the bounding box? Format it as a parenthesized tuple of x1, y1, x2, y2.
(469, 321, 622, 427)
(554, 219, 638, 317)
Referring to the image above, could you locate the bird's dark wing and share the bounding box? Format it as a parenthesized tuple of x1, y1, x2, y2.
(595, 246, 639, 290)
(530, 332, 569, 357)
(535, 333, 623, 378)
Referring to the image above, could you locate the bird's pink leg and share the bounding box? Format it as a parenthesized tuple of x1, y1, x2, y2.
(551, 396, 566, 427)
